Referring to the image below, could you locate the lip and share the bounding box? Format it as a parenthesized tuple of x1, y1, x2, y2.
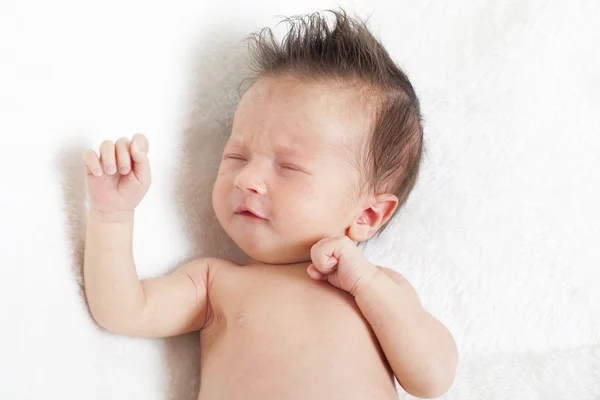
(235, 204, 268, 220)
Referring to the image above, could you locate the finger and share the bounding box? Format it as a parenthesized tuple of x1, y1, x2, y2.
(115, 137, 132, 175)
(307, 264, 327, 280)
(83, 150, 103, 177)
(310, 236, 356, 274)
(130, 133, 151, 186)
(310, 245, 339, 274)
(99, 140, 117, 175)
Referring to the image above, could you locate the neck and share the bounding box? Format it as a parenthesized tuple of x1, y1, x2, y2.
(245, 256, 311, 268)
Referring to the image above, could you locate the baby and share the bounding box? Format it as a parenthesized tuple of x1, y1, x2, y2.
(83, 9, 457, 400)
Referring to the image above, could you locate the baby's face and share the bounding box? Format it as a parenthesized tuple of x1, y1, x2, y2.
(212, 75, 370, 264)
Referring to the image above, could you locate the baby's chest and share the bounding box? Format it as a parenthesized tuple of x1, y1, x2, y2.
(207, 265, 366, 331)
(198, 266, 396, 400)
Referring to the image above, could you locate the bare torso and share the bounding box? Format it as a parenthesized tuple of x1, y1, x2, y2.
(197, 260, 398, 400)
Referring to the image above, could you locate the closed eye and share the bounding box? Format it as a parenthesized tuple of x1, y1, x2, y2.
(224, 153, 247, 161)
(280, 163, 310, 174)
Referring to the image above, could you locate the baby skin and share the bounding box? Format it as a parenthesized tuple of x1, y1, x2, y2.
(83, 75, 457, 399)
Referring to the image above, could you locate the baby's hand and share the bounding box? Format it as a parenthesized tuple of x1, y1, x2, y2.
(83, 134, 151, 215)
(307, 236, 380, 297)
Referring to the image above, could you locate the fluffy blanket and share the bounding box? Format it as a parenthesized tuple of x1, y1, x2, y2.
(1, 1, 598, 399)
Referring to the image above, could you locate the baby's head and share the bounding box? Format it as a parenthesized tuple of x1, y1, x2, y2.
(212, 9, 423, 264)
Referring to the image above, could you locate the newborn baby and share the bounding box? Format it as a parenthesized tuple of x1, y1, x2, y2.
(83, 9, 457, 399)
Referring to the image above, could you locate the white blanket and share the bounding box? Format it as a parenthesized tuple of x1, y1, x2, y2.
(1, 0, 599, 399)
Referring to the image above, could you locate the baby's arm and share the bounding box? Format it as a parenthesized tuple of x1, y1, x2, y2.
(84, 211, 211, 338)
(308, 236, 458, 398)
(355, 268, 457, 399)
(82, 134, 210, 338)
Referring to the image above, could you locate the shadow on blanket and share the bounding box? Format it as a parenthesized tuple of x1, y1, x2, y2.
(57, 26, 251, 400)
(167, 26, 249, 400)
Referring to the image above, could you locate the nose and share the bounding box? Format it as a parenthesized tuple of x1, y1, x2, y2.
(234, 164, 267, 195)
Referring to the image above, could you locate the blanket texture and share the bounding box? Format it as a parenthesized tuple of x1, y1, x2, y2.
(1, 0, 598, 399)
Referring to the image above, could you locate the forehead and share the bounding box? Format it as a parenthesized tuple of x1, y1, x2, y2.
(230, 75, 370, 156)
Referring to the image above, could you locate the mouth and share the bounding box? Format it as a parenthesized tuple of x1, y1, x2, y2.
(235, 205, 267, 220)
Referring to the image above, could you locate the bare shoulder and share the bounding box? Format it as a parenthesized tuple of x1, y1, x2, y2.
(177, 256, 233, 280)
(177, 256, 240, 286)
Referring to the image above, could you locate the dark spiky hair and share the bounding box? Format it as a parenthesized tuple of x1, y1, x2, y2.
(242, 8, 424, 235)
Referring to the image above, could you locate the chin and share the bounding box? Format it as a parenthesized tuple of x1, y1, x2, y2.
(215, 209, 312, 265)
(235, 234, 308, 265)
(236, 235, 283, 264)
(217, 218, 272, 262)
(236, 234, 272, 261)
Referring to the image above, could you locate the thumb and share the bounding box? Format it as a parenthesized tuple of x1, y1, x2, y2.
(307, 263, 328, 280)
(131, 134, 151, 186)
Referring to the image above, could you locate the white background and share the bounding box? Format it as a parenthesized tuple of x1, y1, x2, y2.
(1, 0, 599, 398)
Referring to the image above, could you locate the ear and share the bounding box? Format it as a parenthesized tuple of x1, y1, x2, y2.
(347, 194, 398, 242)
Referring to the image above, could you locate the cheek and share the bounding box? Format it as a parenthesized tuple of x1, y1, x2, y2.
(272, 179, 313, 218)
(279, 177, 345, 219)
(215, 164, 237, 188)
(313, 175, 359, 219)
(212, 170, 232, 210)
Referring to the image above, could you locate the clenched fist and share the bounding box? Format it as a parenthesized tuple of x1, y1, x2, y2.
(83, 133, 151, 214)
(307, 236, 381, 297)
